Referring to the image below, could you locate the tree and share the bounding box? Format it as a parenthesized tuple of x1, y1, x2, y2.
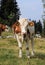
(0, 0, 21, 26)
(36, 20, 42, 35)
(43, 20, 45, 37)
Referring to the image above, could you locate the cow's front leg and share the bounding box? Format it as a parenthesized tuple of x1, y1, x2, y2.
(19, 45, 22, 58)
(16, 34, 22, 58)
(24, 34, 30, 58)
(31, 35, 35, 56)
(18, 39, 22, 58)
(26, 42, 30, 58)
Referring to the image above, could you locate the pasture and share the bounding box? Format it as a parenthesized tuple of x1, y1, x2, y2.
(0, 32, 45, 65)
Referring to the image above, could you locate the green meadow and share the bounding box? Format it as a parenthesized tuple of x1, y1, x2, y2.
(0, 32, 45, 65)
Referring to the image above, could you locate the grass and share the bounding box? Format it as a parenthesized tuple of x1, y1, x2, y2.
(0, 32, 45, 65)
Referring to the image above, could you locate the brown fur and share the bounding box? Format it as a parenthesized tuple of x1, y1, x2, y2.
(0, 23, 7, 36)
(12, 22, 21, 34)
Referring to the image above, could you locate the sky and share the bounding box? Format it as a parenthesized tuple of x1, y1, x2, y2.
(17, 0, 43, 21)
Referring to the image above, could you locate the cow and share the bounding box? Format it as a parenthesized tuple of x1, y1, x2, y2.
(12, 18, 35, 58)
(0, 23, 8, 38)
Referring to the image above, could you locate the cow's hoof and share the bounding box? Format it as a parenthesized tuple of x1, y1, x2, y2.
(31, 51, 35, 56)
(27, 55, 30, 59)
(19, 55, 22, 58)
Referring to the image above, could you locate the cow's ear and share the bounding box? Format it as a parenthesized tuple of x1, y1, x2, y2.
(28, 22, 34, 26)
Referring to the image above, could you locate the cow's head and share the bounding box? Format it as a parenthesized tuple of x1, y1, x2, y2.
(18, 18, 28, 34)
(0, 24, 8, 31)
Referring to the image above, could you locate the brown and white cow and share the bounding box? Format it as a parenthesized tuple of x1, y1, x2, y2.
(0, 23, 8, 38)
(12, 18, 35, 58)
